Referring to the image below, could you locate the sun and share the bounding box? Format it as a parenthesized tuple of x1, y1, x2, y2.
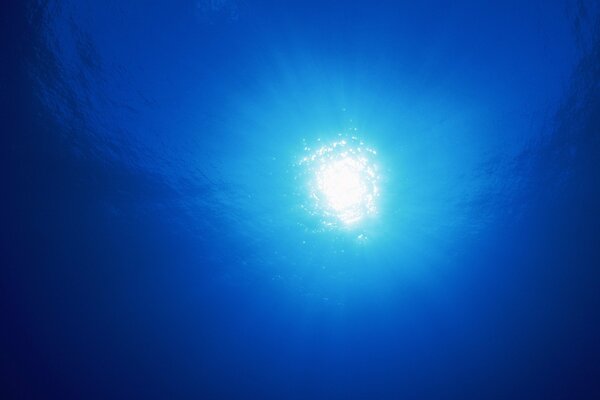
(300, 136, 379, 227)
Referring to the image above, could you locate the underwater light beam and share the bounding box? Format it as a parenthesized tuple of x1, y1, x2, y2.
(300, 137, 380, 227)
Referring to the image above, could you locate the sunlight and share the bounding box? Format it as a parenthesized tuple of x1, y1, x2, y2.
(300, 137, 379, 227)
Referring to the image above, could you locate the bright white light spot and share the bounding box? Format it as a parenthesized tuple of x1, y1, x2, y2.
(317, 157, 370, 223)
(299, 136, 379, 227)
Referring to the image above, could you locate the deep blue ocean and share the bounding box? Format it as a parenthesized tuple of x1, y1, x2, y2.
(3, 1, 600, 398)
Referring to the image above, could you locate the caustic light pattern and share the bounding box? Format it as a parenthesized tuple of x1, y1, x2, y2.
(300, 137, 380, 227)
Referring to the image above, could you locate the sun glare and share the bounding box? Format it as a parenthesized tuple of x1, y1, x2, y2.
(300, 136, 379, 227)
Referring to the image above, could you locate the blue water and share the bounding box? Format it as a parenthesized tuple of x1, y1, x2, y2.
(3, 1, 600, 398)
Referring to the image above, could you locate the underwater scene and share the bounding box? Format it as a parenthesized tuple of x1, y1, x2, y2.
(3, 1, 600, 398)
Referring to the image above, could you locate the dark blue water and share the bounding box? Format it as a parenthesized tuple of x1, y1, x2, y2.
(3, 1, 600, 398)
